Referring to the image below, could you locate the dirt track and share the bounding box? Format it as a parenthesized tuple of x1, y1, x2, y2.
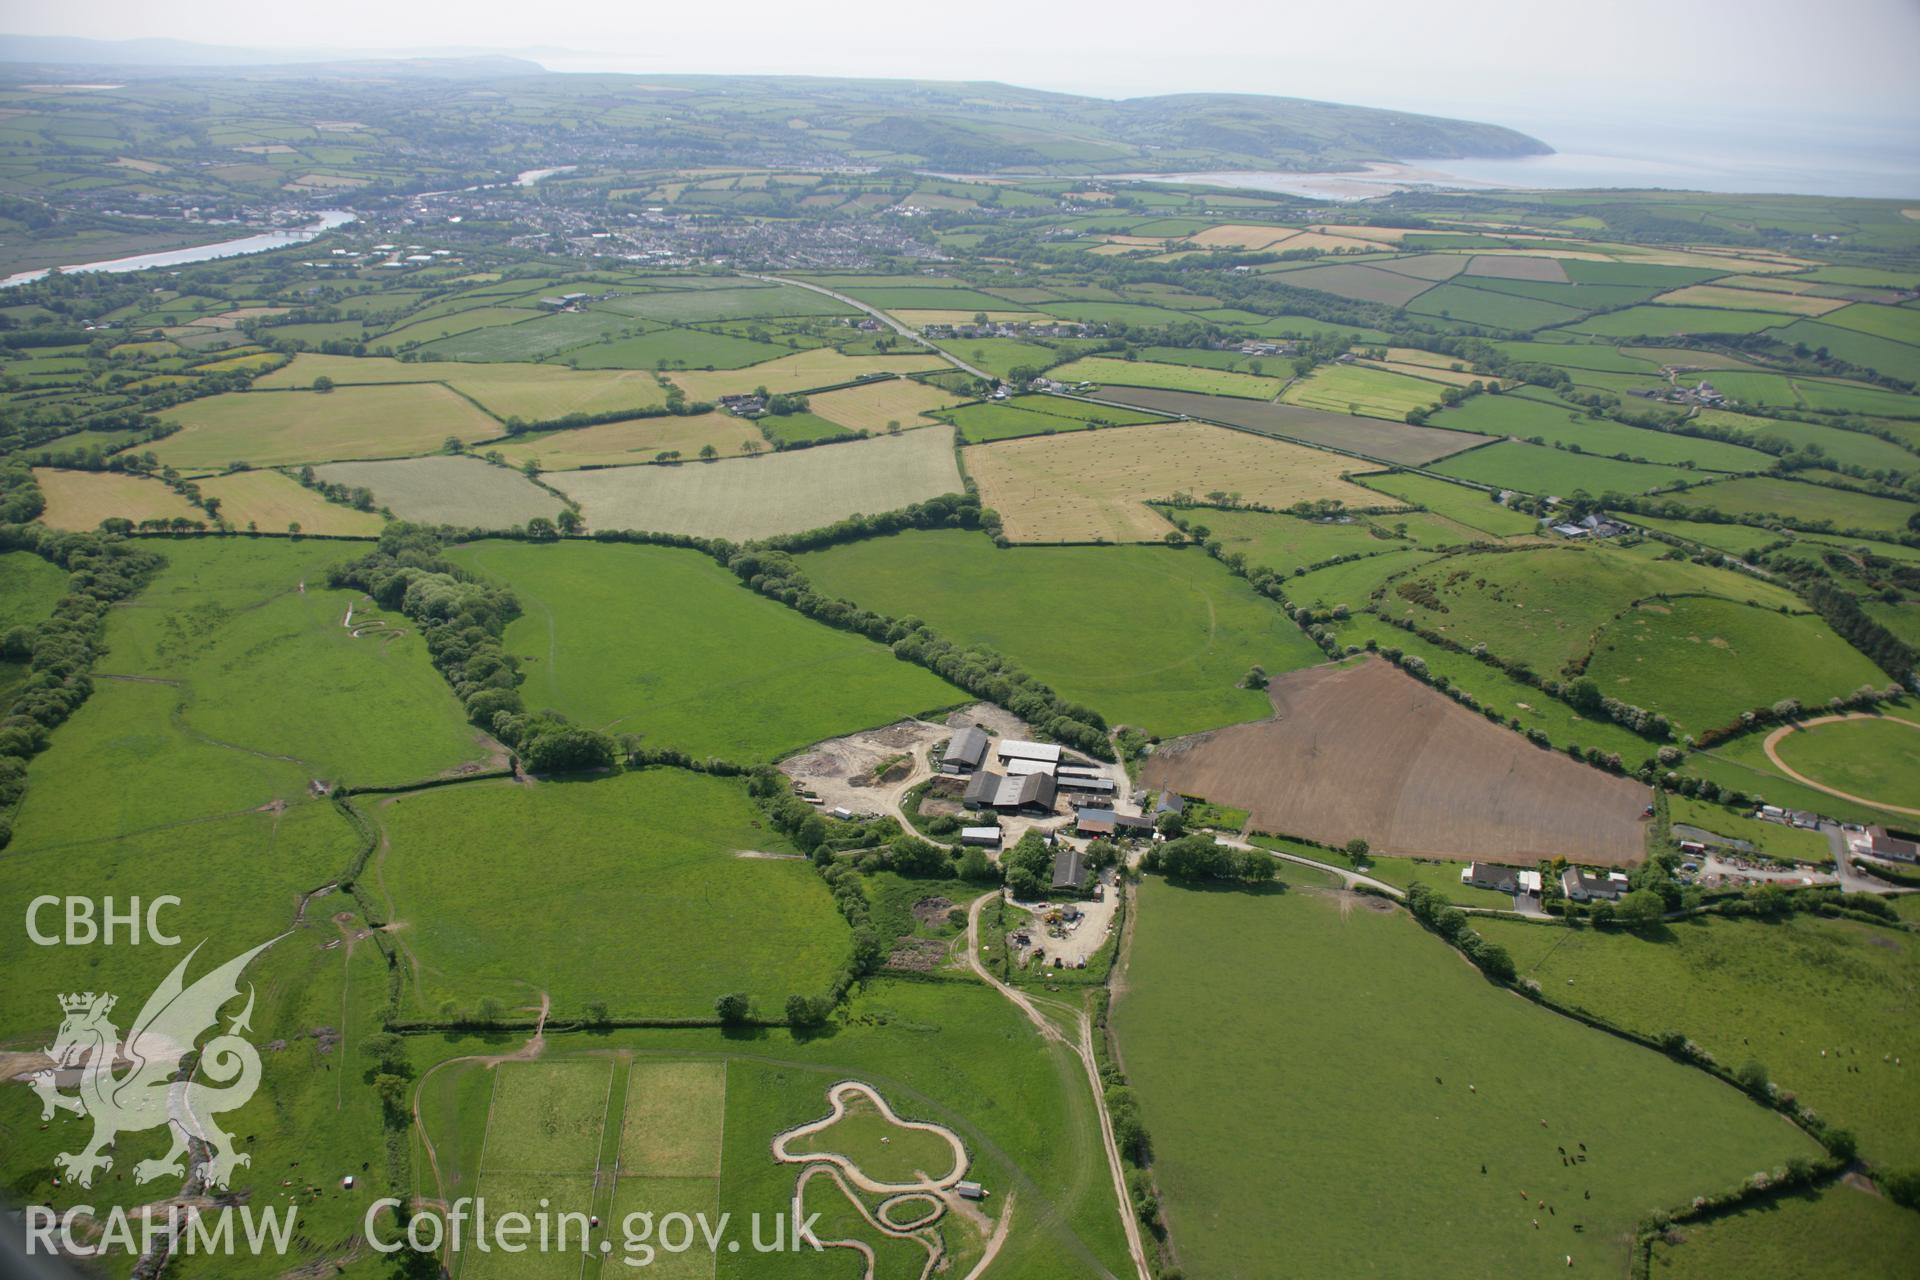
(1142, 656, 1650, 865)
(1761, 712, 1920, 818)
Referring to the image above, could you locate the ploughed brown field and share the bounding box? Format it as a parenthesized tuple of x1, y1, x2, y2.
(1142, 656, 1650, 865)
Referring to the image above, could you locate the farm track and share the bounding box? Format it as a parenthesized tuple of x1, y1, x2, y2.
(750, 275, 993, 383)
(1761, 712, 1920, 818)
(966, 891, 1151, 1280)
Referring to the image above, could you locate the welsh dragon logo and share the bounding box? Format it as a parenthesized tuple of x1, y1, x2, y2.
(30, 938, 278, 1190)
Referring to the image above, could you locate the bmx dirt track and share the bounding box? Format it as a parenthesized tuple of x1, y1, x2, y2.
(1142, 656, 1650, 865)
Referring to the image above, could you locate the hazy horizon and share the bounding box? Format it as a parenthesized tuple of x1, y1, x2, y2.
(6, 0, 1918, 141)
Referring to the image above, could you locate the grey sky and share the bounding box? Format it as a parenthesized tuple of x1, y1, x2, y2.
(11, 0, 1920, 134)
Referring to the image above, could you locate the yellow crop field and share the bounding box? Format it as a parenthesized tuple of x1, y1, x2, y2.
(35, 468, 201, 530)
(966, 422, 1390, 544)
(1183, 224, 1295, 250)
(1307, 224, 1413, 243)
(252, 353, 672, 423)
(1652, 284, 1849, 316)
(807, 377, 964, 432)
(197, 468, 388, 535)
(667, 350, 946, 401)
(151, 384, 501, 468)
(489, 412, 765, 471)
(1361, 359, 1486, 386)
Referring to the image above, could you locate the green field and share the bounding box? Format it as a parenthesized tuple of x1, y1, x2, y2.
(1692, 409, 1920, 474)
(1180, 506, 1412, 573)
(1689, 728, 1919, 828)
(1770, 715, 1920, 811)
(1436, 396, 1776, 470)
(0, 548, 68, 629)
(418, 308, 637, 361)
(1285, 547, 1439, 611)
(1650, 1181, 1920, 1280)
(1774, 318, 1920, 384)
(1049, 355, 1285, 399)
(797, 530, 1324, 736)
(446, 540, 961, 761)
(413, 979, 1135, 1280)
(1363, 856, 1516, 908)
(1406, 280, 1588, 329)
(549, 428, 963, 540)
(8, 539, 485, 851)
(566, 325, 791, 370)
(1478, 912, 1920, 1165)
(1699, 371, 1920, 419)
(153, 384, 503, 467)
(1660, 475, 1920, 534)
(603, 284, 854, 323)
(1432, 440, 1698, 496)
(1279, 363, 1447, 419)
(1587, 597, 1887, 734)
(1568, 306, 1789, 338)
(1334, 613, 1656, 762)
(373, 769, 850, 1021)
(1665, 796, 1833, 863)
(1114, 874, 1819, 1278)
(941, 337, 1065, 378)
(253, 353, 673, 422)
(1376, 545, 1803, 681)
(1353, 471, 1541, 536)
(1616, 513, 1790, 556)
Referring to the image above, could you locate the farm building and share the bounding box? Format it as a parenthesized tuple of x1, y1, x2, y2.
(1057, 772, 1116, 796)
(1863, 826, 1919, 863)
(1560, 868, 1631, 901)
(961, 825, 1003, 848)
(1052, 848, 1089, 893)
(943, 726, 990, 774)
(1155, 790, 1186, 815)
(1075, 808, 1117, 838)
(1114, 813, 1155, 837)
(963, 770, 1057, 813)
(998, 739, 1062, 770)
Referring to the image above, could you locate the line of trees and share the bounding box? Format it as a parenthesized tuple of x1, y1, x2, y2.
(327, 524, 617, 774)
(0, 522, 164, 849)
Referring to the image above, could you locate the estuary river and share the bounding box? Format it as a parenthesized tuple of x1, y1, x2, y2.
(0, 209, 357, 289)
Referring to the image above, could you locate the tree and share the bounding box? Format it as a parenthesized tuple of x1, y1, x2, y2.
(556, 509, 582, 534)
(1736, 1059, 1772, 1099)
(519, 725, 615, 773)
(582, 1000, 610, 1027)
(1472, 940, 1515, 982)
(313, 375, 334, 393)
(714, 992, 752, 1025)
(373, 1072, 410, 1122)
(699, 443, 719, 460)
(526, 515, 558, 540)
(1616, 888, 1665, 930)
(1344, 838, 1370, 865)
